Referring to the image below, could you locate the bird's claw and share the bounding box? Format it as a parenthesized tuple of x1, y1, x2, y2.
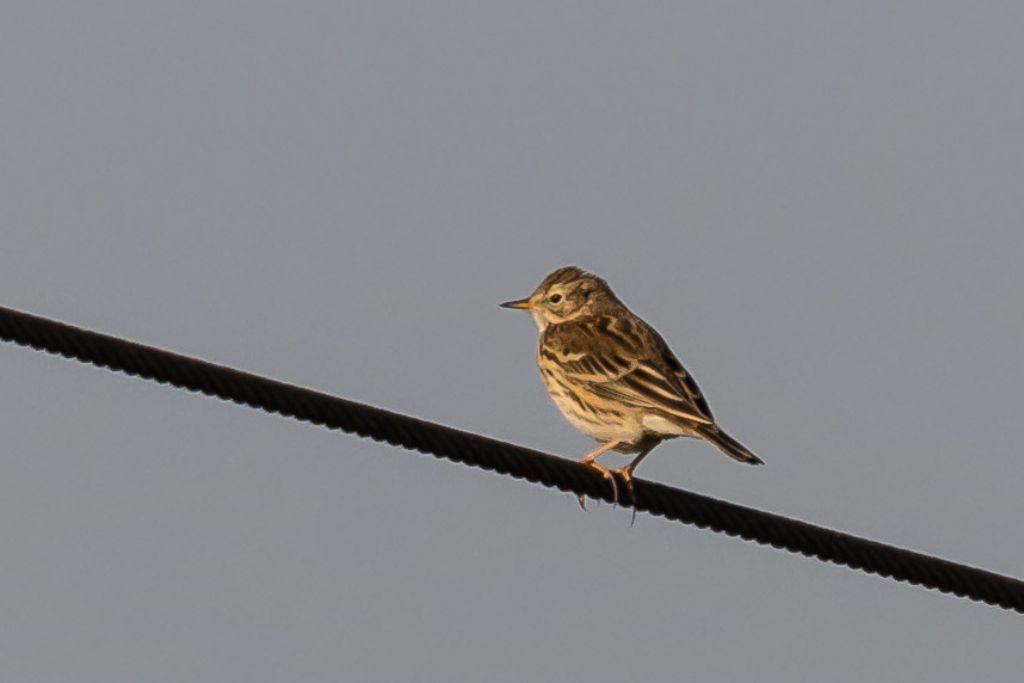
(583, 461, 619, 506)
(612, 466, 636, 505)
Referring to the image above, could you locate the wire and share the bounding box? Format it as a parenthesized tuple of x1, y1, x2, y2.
(1, 303, 1021, 614)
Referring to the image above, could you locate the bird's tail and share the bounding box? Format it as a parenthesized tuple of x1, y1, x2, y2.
(698, 426, 764, 465)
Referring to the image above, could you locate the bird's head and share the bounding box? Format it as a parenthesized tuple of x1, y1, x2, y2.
(500, 266, 618, 331)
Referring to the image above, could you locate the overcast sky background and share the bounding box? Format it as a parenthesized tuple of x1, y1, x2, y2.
(2, 2, 1023, 681)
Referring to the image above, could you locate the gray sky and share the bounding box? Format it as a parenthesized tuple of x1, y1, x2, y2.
(2, 2, 1022, 681)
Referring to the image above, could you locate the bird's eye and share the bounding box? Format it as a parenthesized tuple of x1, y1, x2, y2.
(549, 294, 562, 304)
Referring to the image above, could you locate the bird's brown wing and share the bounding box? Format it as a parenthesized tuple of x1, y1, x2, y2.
(541, 315, 714, 425)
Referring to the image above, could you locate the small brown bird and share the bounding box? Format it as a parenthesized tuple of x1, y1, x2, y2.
(501, 266, 762, 504)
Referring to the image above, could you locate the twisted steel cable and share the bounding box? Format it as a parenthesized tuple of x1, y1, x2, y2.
(1, 304, 1021, 613)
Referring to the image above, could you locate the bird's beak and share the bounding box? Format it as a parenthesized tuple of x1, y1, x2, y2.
(499, 297, 532, 310)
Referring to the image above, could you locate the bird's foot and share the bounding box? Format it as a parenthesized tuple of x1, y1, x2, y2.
(611, 466, 637, 504)
(578, 461, 618, 509)
(610, 466, 643, 526)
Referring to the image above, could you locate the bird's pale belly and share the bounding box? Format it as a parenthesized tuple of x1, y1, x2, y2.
(540, 370, 650, 450)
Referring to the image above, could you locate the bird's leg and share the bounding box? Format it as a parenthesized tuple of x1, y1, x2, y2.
(576, 440, 622, 509)
(613, 445, 655, 505)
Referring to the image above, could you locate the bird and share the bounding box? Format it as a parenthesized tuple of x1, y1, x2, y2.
(500, 265, 762, 506)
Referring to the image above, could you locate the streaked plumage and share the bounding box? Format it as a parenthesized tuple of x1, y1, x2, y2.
(501, 266, 762, 503)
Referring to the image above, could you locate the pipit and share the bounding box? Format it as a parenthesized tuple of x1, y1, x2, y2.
(501, 266, 762, 507)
